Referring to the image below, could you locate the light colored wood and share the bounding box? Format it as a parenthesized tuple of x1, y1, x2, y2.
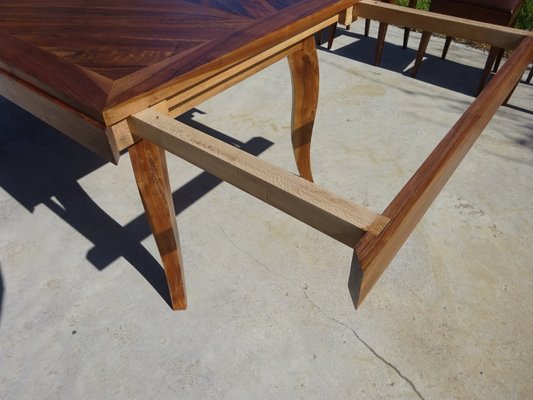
(102, 15, 339, 125)
(350, 35, 533, 308)
(353, 0, 533, 49)
(0, 69, 118, 163)
(106, 119, 138, 152)
(288, 36, 319, 182)
(339, 7, 354, 27)
(128, 108, 390, 248)
(128, 102, 187, 310)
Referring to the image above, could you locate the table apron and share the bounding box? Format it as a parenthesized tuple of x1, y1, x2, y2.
(0, 68, 118, 163)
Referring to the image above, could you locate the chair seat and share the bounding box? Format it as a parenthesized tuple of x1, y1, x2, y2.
(414, 0, 525, 95)
(430, 0, 525, 26)
(447, 0, 523, 14)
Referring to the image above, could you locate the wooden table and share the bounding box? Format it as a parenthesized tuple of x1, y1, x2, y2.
(1, 0, 532, 311)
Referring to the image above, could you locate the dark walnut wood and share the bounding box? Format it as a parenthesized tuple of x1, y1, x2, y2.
(0, 0, 355, 125)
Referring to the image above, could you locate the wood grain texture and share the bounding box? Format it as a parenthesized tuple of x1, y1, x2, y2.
(349, 35, 533, 308)
(128, 109, 390, 248)
(107, 13, 340, 124)
(288, 36, 319, 182)
(338, 7, 353, 26)
(0, 0, 357, 124)
(106, 30, 334, 152)
(129, 120, 187, 310)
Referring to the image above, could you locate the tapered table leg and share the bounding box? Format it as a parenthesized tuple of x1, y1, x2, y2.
(288, 36, 319, 182)
(129, 139, 187, 310)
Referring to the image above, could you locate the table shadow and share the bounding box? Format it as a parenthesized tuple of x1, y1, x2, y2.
(0, 97, 273, 312)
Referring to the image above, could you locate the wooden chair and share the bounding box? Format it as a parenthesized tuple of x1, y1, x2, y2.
(411, 0, 526, 94)
(322, 0, 417, 64)
(368, 0, 418, 66)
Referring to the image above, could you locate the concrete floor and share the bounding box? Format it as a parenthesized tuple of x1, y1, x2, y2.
(1, 20, 532, 399)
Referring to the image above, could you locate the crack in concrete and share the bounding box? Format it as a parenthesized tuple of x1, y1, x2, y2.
(213, 217, 425, 400)
(303, 291, 425, 400)
(214, 222, 303, 289)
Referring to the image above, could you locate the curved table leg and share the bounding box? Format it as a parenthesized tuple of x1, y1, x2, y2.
(288, 36, 319, 182)
(129, 139, 187, 310)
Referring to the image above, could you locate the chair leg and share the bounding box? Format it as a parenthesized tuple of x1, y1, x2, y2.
(315, 29, 322, 46)
(492, 48, 505, 72)
(327, 22, 337, 50)
(412, 31, 431, 77)
(441, 36, 452, 59)
(403, 28, 411, 49)
(477, 46, 500, 95)
(404, 0, 417, 49)
(364, 19, 371, 37)
(402, 0, 418, 49)
(374, 22, 389, 66)
(503, 81, 519, 105)
(527, 65, 533, 83)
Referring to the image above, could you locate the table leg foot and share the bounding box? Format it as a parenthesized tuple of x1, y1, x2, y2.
(129, 139, 187, 310)
(348, 253, 363, 308)
(288, 36, 319, 182)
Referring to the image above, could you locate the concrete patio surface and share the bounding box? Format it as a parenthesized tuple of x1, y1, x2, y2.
(1, 20, 532, 399)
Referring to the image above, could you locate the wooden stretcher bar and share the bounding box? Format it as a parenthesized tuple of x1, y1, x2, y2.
(339, 1, 533, 307)
(351, 34, 533, 307)
(126, 5, 533, 309)
(128, 108, 390, 247)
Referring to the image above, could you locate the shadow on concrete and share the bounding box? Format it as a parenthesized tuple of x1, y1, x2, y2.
(504, 102, 533, 117)
(319, 28, 490, 97)
(0, 97, 273, 312)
